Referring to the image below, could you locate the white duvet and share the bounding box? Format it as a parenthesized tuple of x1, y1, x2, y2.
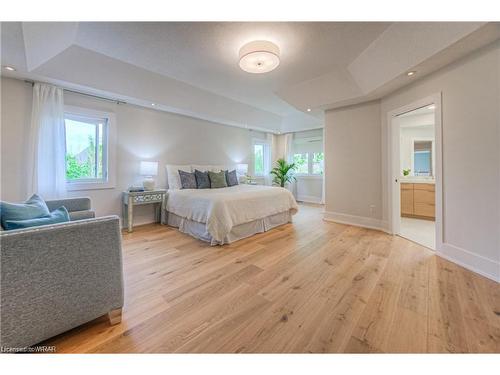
(166, 184, 298, 242)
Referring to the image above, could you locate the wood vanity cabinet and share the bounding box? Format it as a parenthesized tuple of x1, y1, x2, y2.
(400, 183, 435, 220)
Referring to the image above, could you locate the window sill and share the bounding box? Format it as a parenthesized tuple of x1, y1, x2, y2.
(66, 182, 116, 191)
(295, 175, 323, 180)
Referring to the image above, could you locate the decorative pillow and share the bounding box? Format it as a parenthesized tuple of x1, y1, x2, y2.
(191, 165, 212, 172)
(195, 169, 211, 189)
(225, 170, 239, 187)
(208, 170, 228, 189)
(3, 206, 70, 230)
(210, 165, 226, 172)
(0, 194, 50, 228)
(166, 164, 191, 190)
(179, 170, 197, 189)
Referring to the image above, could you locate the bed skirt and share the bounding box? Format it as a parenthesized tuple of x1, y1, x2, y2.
(165, 210, 293, 245)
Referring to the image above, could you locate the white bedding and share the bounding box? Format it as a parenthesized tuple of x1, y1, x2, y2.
(166, 184, 298, 243)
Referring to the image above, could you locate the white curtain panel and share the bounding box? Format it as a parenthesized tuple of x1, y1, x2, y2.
(264, 133, 275, 185)
(27, 83, 66, 199)
(283, 133, 294, 163)
(282, 133, 297, 197)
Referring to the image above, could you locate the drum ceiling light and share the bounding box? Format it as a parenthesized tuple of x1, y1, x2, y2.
(239, 40, 280, 74)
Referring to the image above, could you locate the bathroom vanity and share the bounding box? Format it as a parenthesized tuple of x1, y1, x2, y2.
(401, 181, 435, 220)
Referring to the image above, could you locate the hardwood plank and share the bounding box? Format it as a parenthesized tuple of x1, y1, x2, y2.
(42, 203, 500, 353)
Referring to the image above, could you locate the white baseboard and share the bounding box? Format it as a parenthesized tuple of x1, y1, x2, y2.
(323, 211, 390, 234)
(437, 243, 500, 283)
(297, 195, 323, 204)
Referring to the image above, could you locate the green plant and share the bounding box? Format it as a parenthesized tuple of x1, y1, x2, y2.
(270, 158, 296, 187)
(403, 168, 411, 176)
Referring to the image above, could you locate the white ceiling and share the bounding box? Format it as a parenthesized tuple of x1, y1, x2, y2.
(2, 22, 499, 133)
(75, 22, 390, 116)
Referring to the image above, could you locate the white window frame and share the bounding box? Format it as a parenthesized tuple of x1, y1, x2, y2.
(64, 105, 116, 191)
(252, 139, 270, 177)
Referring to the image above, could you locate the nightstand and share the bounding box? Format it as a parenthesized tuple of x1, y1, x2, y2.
(122, 189, 167, 232)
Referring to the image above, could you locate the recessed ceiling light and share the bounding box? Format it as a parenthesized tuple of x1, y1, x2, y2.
(407, 71, 416, 76)
(427, 105, 436, 110)
(4, 66, 16, 71)
(151, 103, 155, 106)
(307, 108, 311, 112)
(239, 40, 280, 74)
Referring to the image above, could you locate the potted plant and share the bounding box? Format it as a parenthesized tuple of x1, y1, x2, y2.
(403, 168, 411, 176)
(270, 158, 296, 187)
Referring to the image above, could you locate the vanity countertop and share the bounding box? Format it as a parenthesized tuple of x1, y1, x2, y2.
(400, 178, 435, 184)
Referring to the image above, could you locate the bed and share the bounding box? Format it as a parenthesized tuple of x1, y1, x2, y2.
(164, 184, 298, 245)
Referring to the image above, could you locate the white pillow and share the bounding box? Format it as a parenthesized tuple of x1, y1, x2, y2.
(166, 164, 192, 190)
(191, 165, 212, 172)
(210, 165, 226, 172)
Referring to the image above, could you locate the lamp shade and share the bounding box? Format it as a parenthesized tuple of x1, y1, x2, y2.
(140, 161, 158, 176)
(236, 163, 248, 175)
(239, 40, 280, 74)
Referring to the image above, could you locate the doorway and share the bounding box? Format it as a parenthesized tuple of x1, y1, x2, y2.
(388, 94, 443, 251)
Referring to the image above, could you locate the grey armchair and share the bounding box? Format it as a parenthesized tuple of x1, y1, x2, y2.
(0, 197, 124, 350)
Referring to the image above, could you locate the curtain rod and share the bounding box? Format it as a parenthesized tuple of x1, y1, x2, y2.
(24, 80, 126, 105)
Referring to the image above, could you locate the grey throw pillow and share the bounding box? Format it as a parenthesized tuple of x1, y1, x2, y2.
(208, 170, 228, 188)
(225, 170, 239, 187)
(194, 169, 210, 189)
(179, 170, 197, 189)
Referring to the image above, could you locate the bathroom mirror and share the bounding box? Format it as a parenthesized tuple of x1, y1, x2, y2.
(413, 140, 433, 176)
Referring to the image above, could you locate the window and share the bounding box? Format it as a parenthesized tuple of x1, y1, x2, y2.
(312, 152, 324, 175)
(254, 143, 264, 176)
(293, 153, 309, 174)
(293, 151, 324, 175)
(65, 114, 108, 182)
(63, 106, 116, 191)
(253, 141, 270, 176)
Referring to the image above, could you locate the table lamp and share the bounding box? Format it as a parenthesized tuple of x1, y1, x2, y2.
(140, 161, 158, 191)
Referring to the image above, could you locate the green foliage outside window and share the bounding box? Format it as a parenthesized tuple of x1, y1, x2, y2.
(254, 144, 264, 175)
(312, 152, 324, 174)
(65, 134, 104, 180)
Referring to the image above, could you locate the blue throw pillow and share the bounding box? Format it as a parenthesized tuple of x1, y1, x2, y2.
(195, 169, 211, 189)
(0, 194, 50, 228)
(179, 170, 197, 189)
(3, 206, 70, 230)
(225, 170, 239, 187)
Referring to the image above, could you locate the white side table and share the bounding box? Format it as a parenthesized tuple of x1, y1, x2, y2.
(122, 189, 167, 232)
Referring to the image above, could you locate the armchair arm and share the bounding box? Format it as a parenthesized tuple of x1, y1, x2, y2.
(0, 215, 124, 349)
(45, 197, 91, 212)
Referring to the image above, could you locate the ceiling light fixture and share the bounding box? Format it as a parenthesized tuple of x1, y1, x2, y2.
(239, 40, 280, 74)
(307, 108, 311, 112)
(4, 66, 16, 71)
(427, 104, 436, 110)
(151, 103, 155, 106)
(407, 71, 416, 77)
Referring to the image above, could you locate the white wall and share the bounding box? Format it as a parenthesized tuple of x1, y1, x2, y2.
(381, 41, 500, 281)
(1, 77, 267, 226)
(324, 100, 383, 228)
(324, 41, 500, 281)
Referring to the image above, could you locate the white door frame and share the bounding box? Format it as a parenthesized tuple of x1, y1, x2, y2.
(386, 93, 443, 251)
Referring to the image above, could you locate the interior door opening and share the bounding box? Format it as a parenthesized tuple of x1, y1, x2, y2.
(390, 100, 441, 251)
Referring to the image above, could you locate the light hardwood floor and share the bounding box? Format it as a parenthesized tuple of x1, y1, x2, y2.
(44, 204, 500, 353)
